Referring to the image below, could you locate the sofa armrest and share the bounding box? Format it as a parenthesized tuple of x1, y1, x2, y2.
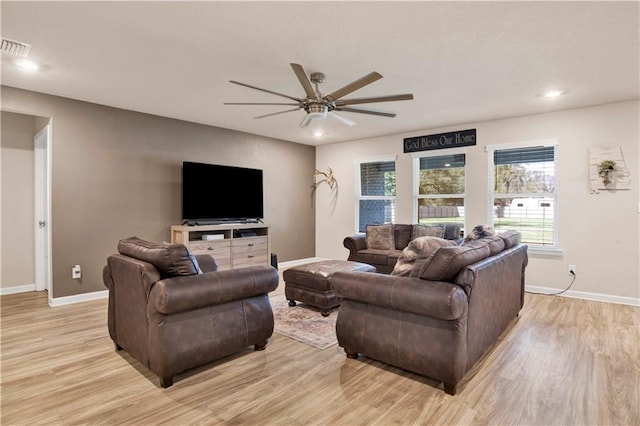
(103, 264, 114, 291)
(148, 265, 278, 315)
(343, 233, 367, 261)
(331, 271, 468, 320)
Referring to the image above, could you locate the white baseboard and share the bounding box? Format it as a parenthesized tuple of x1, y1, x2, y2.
(0, 286, 108, 306)
(0, 283, 36, 295)
(278, 257, 328, 270)
(49, 290, 108, 307)
(525, 285, 640, 307)
(8, 269, 634, 308)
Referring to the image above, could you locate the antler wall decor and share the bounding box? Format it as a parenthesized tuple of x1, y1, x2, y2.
(312, 167, 337, 190)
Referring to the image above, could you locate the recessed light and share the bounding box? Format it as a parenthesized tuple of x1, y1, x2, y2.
(544, 89, 563, 98)
(15, 58, 40, 71)
(313, 131, 325, 138)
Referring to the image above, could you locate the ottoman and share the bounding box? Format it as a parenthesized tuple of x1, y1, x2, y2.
(283, 260, 376, 316)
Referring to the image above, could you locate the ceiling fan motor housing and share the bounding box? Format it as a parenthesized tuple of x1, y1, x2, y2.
(310, 72, 325, 84)
(307, 102, 328, 119)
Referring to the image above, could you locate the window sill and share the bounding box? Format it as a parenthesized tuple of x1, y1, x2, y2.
(527, 246, 564, 258)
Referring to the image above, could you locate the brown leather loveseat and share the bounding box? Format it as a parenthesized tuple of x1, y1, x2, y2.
(332, 231, 527, 395)
(103, 237, 278, 387)
(343, 223, 462, 273)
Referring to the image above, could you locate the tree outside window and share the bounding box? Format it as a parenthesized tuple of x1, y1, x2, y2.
(491, 145, 556, 246)
(415, 154, 466, 230)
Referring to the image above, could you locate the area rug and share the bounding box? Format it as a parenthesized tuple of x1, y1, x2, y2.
(270, 294, 338, 350)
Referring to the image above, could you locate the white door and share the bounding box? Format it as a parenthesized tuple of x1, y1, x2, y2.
(34, 124, 51, 295)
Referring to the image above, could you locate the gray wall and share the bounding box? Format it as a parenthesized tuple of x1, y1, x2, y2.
(1, 111, 36, 288)
(1, 86, 316, 298)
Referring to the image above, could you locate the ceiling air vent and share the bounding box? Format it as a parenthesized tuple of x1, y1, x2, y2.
(1, 38, 31, 57)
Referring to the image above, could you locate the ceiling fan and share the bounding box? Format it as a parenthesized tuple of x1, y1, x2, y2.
(224, 63, 414, 128)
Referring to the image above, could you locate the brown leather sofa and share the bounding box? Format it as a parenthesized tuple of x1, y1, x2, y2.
(332, 231, 527, 395)
(102, 237, 278, 388)
(343, 223, 462, 273)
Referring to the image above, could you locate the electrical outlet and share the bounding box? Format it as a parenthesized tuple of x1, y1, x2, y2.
(568, 264, 576, 276)
(72, 264, 81, 279)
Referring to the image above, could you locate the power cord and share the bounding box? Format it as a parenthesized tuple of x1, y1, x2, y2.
(525, 271, 576, 296)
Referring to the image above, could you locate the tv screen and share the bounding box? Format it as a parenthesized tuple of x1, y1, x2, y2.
(182, 161, 264, 224)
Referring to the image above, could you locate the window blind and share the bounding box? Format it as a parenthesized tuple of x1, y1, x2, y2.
(494, 146, 554, 165)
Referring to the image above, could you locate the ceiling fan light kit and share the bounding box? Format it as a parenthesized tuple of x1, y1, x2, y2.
(225, 63, 414, 128)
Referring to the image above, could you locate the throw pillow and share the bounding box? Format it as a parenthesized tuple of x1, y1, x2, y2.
(418, 243, 491, 282)
(118, 236, 202, 278)
(366, 224, 394, 250)
(442, 223, 461, 240)
(390, 236, 456, 277)
(393, 224, 413, 250)
(412, 224, 445, 239)
(462, 224, 496, 243)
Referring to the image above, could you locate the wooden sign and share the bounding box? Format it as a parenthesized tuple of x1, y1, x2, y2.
(404, 129, 476, 153)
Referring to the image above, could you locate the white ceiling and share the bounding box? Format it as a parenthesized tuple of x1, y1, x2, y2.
(1, 1, 638, 146)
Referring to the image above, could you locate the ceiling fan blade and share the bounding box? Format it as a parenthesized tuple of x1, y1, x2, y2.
(335, 93, 414, 106)
(224, 102, 300, 106)
(328, 111, 356, 127)
(300, 114, 313, 128)
(254, 108, 301, 119)
(324, 71, 383, 101)
(229, 80, 303, 102)
(335, 107, 397, 118)
(290, 63, 319, 100)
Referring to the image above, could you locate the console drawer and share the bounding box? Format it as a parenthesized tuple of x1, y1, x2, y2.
(231, 236, 267, 253)
(232, 237, 268, 268)
(188, 240, 231, 271)
(189, 240, 231, 255)
(232, 251, 269, 268)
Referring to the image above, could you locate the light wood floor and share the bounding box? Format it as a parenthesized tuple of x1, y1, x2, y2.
(1, 290, 638, 425)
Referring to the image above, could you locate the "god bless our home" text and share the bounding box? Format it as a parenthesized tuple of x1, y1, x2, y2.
(403, 129, 476, 153)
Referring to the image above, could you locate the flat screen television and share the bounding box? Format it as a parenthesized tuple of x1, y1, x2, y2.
(182, 161, 264, 225)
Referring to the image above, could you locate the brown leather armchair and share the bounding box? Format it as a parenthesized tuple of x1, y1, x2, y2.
(102, 237, 278, 387)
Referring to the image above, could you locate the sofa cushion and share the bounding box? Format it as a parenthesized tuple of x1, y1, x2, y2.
(366, 224, 394, 250)
(498, 230, 521, 249)
(391, 236, 457, 277)
(356, 249, 402, 266)
(393, 224, 413, 250)
(412, 224, 445, 239)
(418, 243, 491, 282)
(463, 235, 505, 256)
(118, 237, 201, 278)
(387, 251, 403, 267)
(485, 235, 505, 255)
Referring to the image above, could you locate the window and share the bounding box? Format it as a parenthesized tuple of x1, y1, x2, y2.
(414, 152, 466, 230)
(356, 159, 396, 232)
(488, 142, 557, 247)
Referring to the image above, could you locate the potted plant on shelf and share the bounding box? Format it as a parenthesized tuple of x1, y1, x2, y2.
(597, 159, 617, 185)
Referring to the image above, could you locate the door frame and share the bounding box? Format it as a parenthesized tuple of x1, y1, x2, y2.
(34, 123, 52, 300)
